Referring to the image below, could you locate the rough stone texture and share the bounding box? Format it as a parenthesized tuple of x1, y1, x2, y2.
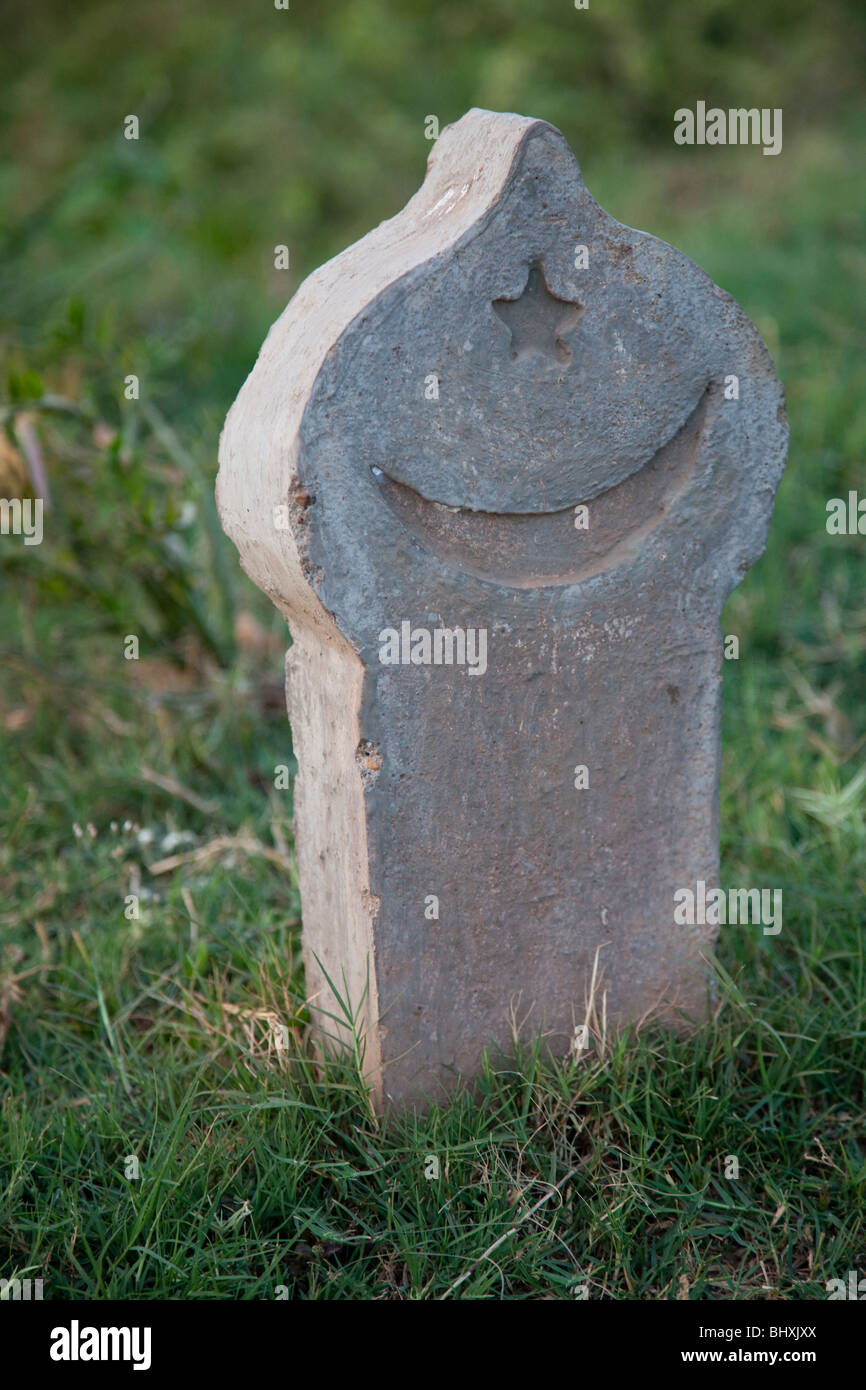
(216, 109, 788, 1109)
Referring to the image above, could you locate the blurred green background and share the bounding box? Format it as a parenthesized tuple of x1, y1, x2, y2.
(1, 0, 865, 1299)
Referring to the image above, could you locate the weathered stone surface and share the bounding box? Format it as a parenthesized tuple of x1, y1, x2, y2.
(216, 109, 788, 1109)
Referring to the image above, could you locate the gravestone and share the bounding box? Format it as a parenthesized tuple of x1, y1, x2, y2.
(217, 109, 787, 1109)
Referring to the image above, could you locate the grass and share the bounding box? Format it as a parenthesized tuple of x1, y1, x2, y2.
(1, 0, 865, 1299)
(0, 919, 863, 1298)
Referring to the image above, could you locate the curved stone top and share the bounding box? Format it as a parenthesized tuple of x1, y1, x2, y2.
(217, 108, 787, 645)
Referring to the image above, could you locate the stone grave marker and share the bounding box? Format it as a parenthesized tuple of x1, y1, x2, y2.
(216, 109, 788, 1109)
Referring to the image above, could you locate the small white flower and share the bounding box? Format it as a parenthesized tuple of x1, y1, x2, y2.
(160, 831, 196, 854)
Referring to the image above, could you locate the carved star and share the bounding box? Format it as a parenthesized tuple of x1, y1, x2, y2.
(493, 261, 584, 367)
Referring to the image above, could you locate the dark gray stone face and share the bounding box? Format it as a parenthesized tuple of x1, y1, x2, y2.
(217, 109, 788, 1109)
